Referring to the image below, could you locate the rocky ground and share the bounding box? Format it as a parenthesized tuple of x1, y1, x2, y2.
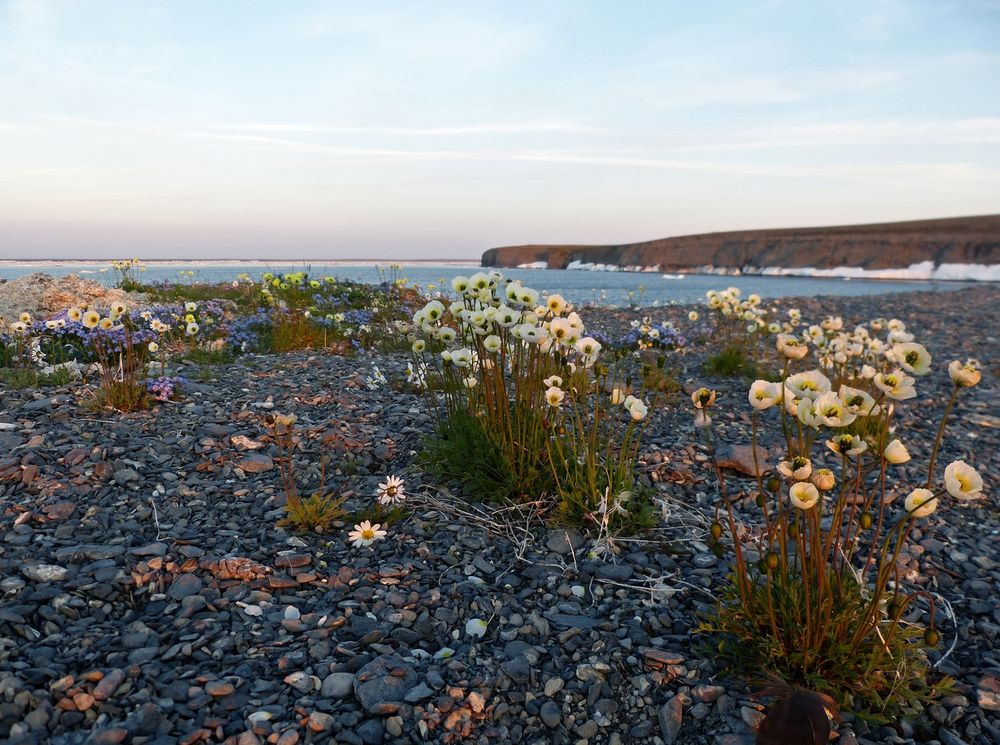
(0, 285, 998, 745)
(0, 273, 140, 324)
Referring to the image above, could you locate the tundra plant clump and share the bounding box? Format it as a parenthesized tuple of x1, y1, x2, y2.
(699, 312, 984, 717)
(404, 270, 651, 532)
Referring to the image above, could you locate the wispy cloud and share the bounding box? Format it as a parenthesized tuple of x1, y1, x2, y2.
(207, 122, 598, 136)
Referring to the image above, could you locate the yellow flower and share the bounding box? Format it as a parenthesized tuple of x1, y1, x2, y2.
(82, 311, 100, 329)
(19, 312, 32, 324)
(68, 307, 83, 322)
(99, 317, 114, 330)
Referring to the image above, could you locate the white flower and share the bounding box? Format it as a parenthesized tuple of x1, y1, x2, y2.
(543, 375, 563, 388)
(610, 388, 625, 405)
(451, 348, 473, 368)
(546, 294, 570, 315)
(405, 362, 426, 387)
(148, 342, 159, 353)
(423, 300, 445, 321)
(812, 468, 836, 491)
(465, 618, 488, 638)
(451, 276, 470, 293)
(495, 305, 521, 327)
(860, 364, 877, 380)
(777, 457, 812, 481)
(893, 342, 932, 376)
(688, 311, 699, 321)
(348, 521, 386, 548)
(67, 307, 83, 322)
(826, 434, 867, 458)
(411, 339, 426, 353)
(186, 322, 200, 336)
(185, 302, 197, 312)
(883, 439, 910, 465)
(747, 380, 781, 411)
(438, 326, 457, 343)
(545, 386, 565, 407)
(785, 370, 831, 400)
(376, 475, 406, 505)
(948, 359, 981, 388)
(82, 310, 100, 329)
(468, 272, 492, 292)
(483, 334, 502, 353)
(776, 334, 809, 360)
(575, 337, 601, 357)
(944, 460, 983, 501)
(873, 369, 916, 400)
(463, 376, 478, 389)
(813, 391, 856, 428)
(904, 488, 938, 518)
(628, 399, 648, 421)
(790, 481, 820, 509)
(796, 397, 822, 428)
(839, 385, 877, 416)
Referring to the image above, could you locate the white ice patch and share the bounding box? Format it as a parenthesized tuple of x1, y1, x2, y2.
(752, 261, 1000, 281)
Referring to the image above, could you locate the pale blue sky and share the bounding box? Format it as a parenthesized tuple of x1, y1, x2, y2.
(1, 0, 998, 259)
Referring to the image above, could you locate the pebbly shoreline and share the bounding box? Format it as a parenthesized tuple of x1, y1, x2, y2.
(0, 284, 998, 745)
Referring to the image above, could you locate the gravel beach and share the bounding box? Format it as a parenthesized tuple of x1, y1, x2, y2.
(1, 284, 998, 745)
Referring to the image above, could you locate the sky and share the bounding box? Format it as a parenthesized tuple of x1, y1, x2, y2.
(0, 0, 998, 260)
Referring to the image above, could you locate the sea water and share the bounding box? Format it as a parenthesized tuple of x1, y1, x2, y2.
(0, 261, 978, 308)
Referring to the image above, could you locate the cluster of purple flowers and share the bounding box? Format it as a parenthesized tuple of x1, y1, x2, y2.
(226, 310, 273, 352)
(147, 375, 187, 402)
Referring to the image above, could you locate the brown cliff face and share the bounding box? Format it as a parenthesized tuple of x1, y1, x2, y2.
(482, 215, 1000, 270)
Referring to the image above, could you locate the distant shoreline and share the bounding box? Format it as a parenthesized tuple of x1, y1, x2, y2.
(0, 259, 480, 266)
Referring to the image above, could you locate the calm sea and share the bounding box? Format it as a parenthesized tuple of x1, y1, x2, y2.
(0, 262, 973, 308)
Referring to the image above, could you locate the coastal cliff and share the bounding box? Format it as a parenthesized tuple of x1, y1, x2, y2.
(481, 214, 1000, 271)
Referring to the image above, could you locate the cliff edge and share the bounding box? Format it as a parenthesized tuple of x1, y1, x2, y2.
(481, 215, 1000, 271)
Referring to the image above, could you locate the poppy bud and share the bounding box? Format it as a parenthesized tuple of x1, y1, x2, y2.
(924, 628, 940, 646)
(710, 521, 723, 540)
(859, 512, 874, 530)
